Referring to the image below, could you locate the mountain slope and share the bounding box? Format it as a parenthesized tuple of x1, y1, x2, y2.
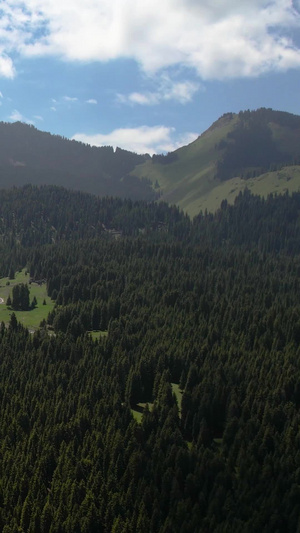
(132, 108, 300, 216)
(1, 109, 300, 217)
(0, 121, 154, 201)
(132, 113, 238, 213)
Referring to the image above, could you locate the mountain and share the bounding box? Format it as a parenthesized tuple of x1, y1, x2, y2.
(1, 108, 300, 217)
(132, 108, 300, 216)
(0, 121, 154, 201)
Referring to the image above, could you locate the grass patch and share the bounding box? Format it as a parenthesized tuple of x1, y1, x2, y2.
(213, 438, 223, 446)
(188, 166, 300, 215)
(172, 383, 183, 418)
(131, 409, 143, 424)
(0, 269, 54, 331)
(88, 330, 108, 340)
(131, 402, 154, 424)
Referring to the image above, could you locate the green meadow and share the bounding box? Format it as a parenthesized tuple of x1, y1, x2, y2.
(0, 269, 54, 331)
(131, 402, 154, 424)
(171, 383, 183, 418)
(88, 330, 108, 340)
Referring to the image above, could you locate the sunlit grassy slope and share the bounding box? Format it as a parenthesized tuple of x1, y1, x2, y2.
(132, 111, 300, 217)
(133, 114, 238, 216)
(192, 166, 300, 215)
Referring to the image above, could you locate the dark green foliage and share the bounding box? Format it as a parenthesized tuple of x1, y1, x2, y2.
(9, 265, 15, 279)
(216, 108, 300, 180)
(31, 295, 38, 309)
(0, 121, 155, 201)
(152, 152, 178, 165)
(11, 283, 30, 310)
(1, 185, 300, 530)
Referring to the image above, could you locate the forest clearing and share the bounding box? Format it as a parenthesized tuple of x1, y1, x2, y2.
(0, 269, 54, 330)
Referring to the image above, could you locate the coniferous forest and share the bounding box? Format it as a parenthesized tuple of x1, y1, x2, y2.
(1, 185, 300, 531)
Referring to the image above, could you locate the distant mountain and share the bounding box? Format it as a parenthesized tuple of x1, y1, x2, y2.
(132, 108, 300, 216)
(2, 109, 300, 216)
(0, 121, 153, 201)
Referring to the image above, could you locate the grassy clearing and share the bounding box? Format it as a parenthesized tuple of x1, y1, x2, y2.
(171, 383, 183, 418)
(88, 330, 108, 340)
(132, 386, 183, 424)
(131, 409, 143, 423)
(131, 402, 154, 424)
(213, 438, 223, 446)
(0, 269, 55, 331)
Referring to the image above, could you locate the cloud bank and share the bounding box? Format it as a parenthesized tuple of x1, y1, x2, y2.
(0, 0, 300, 80)
(72, 126, 198, 155)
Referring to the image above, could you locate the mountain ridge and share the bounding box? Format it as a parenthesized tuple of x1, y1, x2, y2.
(132, 108, 300, 215)
(1, 108, 300, 216)
(0, 121, 153, 201)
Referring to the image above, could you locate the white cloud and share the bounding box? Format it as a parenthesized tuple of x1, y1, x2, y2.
(9, 109, 35, 124)
(160, 131, 199, 153)
(118, 77, 201, 106)
(164, 80, 201, 103)
(72, 125, 198, 155)
(63, 96, 78, 102)
(117, 92, 159, 106)
(9, 110, 24, 121)
(0, 55, 15, 79)
(1, 0, 299, 81)
(86, 99, 97, 104)
(50, 96, 79, 108)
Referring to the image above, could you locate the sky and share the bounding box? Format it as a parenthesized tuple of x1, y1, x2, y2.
(0, 1, 300, 154)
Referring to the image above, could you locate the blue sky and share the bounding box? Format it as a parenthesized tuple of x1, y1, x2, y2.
(0, 1, 300, 154)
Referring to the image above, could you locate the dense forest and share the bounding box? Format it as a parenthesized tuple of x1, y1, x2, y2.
(216, 108, 300, 180)
(0, 122, 154, 200)
(1, 185, 300, 531)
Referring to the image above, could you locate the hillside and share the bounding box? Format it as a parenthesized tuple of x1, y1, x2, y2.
(1, 109, 300, 216)
(132, 108, 300, 216)
(0, 121, 154, 201)
(1, 186, 300, 530)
